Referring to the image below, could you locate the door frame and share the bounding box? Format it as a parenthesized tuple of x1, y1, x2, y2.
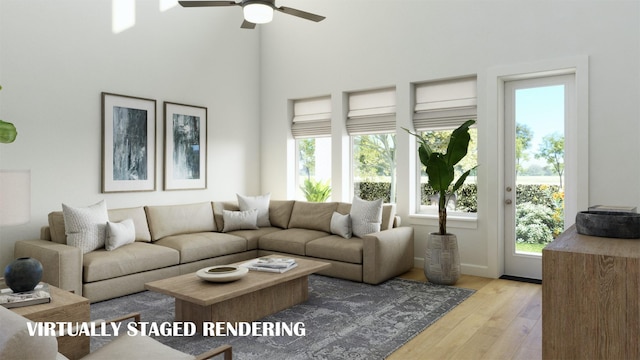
(484, 56, 589, 279)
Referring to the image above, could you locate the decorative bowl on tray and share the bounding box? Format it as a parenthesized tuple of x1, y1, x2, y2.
(196, 265, 248, 283)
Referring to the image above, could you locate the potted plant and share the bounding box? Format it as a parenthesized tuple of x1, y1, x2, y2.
(404, 119, 476, 284)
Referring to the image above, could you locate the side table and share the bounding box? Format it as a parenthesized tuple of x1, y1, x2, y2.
(8, 283, 90, 360)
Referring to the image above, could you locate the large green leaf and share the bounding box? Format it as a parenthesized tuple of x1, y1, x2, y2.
(445, 119, 475, 167)
(418, 144, 431, 168)
(426, 154, 454, 191)
(452, 166, 477, 193)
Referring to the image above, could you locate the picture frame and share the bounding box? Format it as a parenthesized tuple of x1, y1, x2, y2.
(101, 92, 156, 193)
(163, 102, 207, 190)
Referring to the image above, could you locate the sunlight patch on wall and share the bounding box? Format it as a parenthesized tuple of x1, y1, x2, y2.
(112, 0, 136, 34)
(160, 0, 178, 12)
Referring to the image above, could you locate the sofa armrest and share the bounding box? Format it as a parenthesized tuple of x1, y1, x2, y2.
(14, 239, 82, 296)
(362, 226, 414, 285)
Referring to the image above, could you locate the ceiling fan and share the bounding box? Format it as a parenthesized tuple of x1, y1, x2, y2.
(178, 1, 326, 29)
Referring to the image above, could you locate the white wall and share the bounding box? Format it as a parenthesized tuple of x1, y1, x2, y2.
(259, 0, 640, 276)
(0, 0, 262, 268)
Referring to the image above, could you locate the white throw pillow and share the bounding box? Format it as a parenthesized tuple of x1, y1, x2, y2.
(222, 209, 259, 232)
(350, 196, 383, 238)
(237, 193, 271, 227)
(62, 200, 109, 254)
(105, 219, 136, 251)
(330, 212, 352, 239)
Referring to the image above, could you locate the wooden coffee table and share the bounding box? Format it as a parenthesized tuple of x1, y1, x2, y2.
(145, 257, 330, 331)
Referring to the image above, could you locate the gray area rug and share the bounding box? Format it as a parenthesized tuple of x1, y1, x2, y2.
(91, 275, 474, 359)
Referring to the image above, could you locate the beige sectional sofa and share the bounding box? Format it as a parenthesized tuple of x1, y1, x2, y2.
(14, 200, 414, 303)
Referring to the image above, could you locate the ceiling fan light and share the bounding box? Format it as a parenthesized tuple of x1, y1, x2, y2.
(243, 3, 273, 24)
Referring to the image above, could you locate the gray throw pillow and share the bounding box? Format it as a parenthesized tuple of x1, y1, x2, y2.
(330, 212, 352, 239)
(350, 197, 383, 238)
(222, 209, 259, 232)
(62, 200, 109, 254)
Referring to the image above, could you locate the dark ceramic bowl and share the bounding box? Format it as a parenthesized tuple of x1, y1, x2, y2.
(575, 211, 640, 239)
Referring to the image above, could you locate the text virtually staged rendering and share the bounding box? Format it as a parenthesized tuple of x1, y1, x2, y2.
(1, 0, 639, 359)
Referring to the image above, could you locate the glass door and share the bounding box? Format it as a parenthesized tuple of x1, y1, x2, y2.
(504, 75, 573, 280)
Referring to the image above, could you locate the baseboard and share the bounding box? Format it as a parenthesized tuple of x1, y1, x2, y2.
(499, 275, 542, 284)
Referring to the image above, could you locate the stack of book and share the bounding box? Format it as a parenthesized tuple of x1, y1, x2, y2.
(0, 283, 52, 308)
(242, 257, 298, 273)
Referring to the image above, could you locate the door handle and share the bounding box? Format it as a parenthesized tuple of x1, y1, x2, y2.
(505, 199, 513, 205)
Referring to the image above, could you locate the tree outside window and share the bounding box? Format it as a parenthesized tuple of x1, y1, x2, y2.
(352, 133, 396, 203)
(297, 137, 332, 201)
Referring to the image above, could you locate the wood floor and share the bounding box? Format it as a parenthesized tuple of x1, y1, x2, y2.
(388, 268, 542, 360)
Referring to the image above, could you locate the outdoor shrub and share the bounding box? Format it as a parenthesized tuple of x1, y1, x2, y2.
(421, 183, 477, 213)
(354, 182, 391, 203)
(516, 184, 560, 208)
(516, 202, 555, 244)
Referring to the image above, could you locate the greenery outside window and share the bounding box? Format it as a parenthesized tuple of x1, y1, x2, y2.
(352, 133, 396, 203)
(296, 137, 332, 201)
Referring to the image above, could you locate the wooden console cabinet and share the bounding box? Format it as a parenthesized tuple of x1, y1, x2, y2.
(542, 225, 640, 359)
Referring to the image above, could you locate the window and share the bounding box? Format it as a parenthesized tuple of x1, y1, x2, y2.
(292, 96, 332, 201)
(413, 77, 477, 216)
(347, 87, 397, 203)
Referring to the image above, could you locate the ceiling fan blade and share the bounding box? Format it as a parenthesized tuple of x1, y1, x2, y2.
(178, 1, 239, 7)
(276, 6, 325, 22)
(241, 20, 257, 29)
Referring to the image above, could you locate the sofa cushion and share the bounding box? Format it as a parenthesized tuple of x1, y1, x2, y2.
(237, 193, 271, 227)
(82, 333, 194, 360)
(269, 200, 295, 229)
(153, 232, 247, 263)
(0, 306, 59, 360)
(108, 206, 152, 242)
(259, 228, 330, 255)
(62, 200, 109, 254)
(146, 202, 216, 241)
(306, 235, 363, 264)
(222, 209, 259, 232)
(47, 206, 153, 244)
(83, 242, 180, 283)
(287, 202, 338, 233)
(227, 227, 281, 250)
(335, 202, 396, 231)
(212, 201, 240, 231)
(350, 197, 383, 238)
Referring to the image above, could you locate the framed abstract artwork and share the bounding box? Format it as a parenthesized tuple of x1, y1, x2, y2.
(163, 102, 207, 190)
(101, 92, 156, 193)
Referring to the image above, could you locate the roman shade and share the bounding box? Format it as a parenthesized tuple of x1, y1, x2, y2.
(413, 77, 477, 131)
(347, 87, 396, 135)
(291, 95, 331, 138)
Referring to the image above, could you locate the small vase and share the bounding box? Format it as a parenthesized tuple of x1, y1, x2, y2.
(424, 233, 460, 285)
(4, 257, 43, 293)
